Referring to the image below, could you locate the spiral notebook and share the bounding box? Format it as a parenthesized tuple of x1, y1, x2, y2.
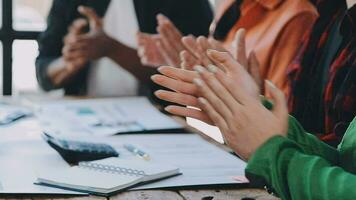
(36, 158, 180, 196)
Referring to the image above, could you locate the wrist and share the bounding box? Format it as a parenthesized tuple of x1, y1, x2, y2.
(106, 36, 122, 59)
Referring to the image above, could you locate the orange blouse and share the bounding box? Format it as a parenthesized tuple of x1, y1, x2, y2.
(214, 0, 318, 95)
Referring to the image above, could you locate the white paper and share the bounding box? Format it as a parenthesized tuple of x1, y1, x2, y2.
(94, 134, 247, 189)
(0, 138, 84, 195)
(35, 97, 183, 137)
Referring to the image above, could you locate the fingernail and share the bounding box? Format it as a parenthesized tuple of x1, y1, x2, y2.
(207, 65, 218, 73)
(150, 75, 157, 81)
(164, 106, 171, 112)
(198, 97, 208, 104)
(157, 66, 164, 73)
(265, 80, 276, 89)
(154, 90, 162, 96)
(193, 65, 205, 73)
(193, 78, 204, 86)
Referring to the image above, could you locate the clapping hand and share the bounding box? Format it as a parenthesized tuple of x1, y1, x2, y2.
(193, 64, 288, 160)
(137, 14, 185, 68)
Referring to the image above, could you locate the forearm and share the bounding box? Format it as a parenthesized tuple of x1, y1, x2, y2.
(108, 39, 156, 84)
(246, 136, 356, 200)
(286, 116, 339, 164)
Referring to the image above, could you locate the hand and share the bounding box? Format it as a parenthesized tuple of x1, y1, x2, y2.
(65, 6, 116, 61)
(232, 29, 262, 91)
(152, 49, 260, 124)
(182, 29, 262, 89)
(152, 66, 214, 124)
(155, 14, 185, 67)
(193, 65, 288, 160)
(180, 35, 226, 70)
(137, 32, 166, 67)
(62, 18, 89, 73)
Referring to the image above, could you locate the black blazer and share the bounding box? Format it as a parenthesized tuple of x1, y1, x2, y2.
(36, 0, 213, 95)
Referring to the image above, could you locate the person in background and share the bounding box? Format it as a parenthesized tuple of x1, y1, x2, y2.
(287, 0, 356, 146)
(138, 0, 318, 94)
(36, 0, 212, 98)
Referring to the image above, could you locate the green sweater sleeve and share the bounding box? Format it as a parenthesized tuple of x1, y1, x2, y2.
(261, 97, 339, 164)
(246, 136, 356, 200)
(286, 116, 339, 165)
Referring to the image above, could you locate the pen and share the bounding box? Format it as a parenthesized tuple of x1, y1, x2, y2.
(123, 144, 150, 161)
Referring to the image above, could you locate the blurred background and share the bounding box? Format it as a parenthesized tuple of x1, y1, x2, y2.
(0, 0, 220, 96)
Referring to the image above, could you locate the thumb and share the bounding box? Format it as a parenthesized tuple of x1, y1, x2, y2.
(248, 51, 262, 89)
(233, 29, 248, 67)
(78, 6, 102, 30)
(265, 80, 288, 119)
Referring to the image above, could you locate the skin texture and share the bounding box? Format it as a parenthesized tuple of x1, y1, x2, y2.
(192, 64, 289, 160)
(152, 29, 262, 124)
(48, 6, 154, 88)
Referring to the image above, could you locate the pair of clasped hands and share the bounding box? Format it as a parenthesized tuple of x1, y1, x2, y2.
(137, 15, 289, 161)
(57, 6, 116, 84)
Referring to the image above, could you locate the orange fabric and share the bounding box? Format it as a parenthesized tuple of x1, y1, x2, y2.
(218, 0, 318, 95)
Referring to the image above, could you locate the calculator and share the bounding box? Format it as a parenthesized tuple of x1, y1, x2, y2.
(42, 132, 119, 164)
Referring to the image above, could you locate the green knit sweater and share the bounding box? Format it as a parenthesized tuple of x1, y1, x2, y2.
(246, 116, 356, 200)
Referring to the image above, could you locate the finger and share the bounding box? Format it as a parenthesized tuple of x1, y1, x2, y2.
(180, 50, 199, 70)
(157, 66, 199, 83)
(151, 74, 198, 95)
(136, 32, 151, 45)
(137, 47, 146, 58)
(157, 21, 184, 54)
(165, 105, 213, 125)
(78, 6, 102, 30)
(206, 64, 254, 105)
(157, 14, 183, 38)
(194, 65, 242, 110)
(157, 14, 184, 50)
(265, 80, 288, 119)
(196, 36, 213, 66)
(193, 78, 233, 120)
(248, 51, 262, 89)
(233, 29, 248, 66)
(63, 34, 80, 45)
(62, 42, 88, 55)
(154, 90, 199, 107)
(156, 39, 180, 67)
(68, 18, 88, 35)
(63, 50, 88, 61)
(197, 97, 230, 134)
(207, 37, 226, 52)
(182, 35, 201, 59)
(207, 49, 246, 74)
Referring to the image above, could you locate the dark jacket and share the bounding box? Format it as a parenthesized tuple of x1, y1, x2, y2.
(36, 0, 213, 95)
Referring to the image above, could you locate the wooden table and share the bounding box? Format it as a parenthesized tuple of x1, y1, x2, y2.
(0, 189, 278, 200)
(0, 96, 279, 200)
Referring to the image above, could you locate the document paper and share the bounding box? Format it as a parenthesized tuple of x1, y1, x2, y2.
(98, 134, 247, 189)
(35, 97, 183, 137)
